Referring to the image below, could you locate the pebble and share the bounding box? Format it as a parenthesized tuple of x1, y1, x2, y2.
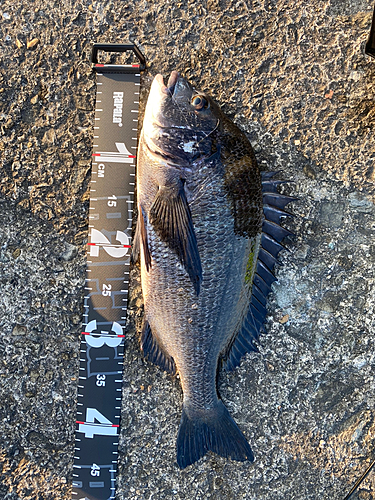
(279, 314, 289, 324)
(27, 38, 40, 49)
(12, 324, 27, 336)
(12, 248, 21, 259)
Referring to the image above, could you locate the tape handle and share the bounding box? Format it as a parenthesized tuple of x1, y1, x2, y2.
(91, 42, 146, 68)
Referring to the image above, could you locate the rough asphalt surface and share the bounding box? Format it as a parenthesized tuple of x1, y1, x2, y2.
(1, 0, 375, 499)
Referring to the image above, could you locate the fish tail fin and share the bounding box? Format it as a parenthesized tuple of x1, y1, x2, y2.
(176, 400, 254, 469)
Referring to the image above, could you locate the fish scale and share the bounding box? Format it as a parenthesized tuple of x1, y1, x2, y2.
(144, 168, 243, 408)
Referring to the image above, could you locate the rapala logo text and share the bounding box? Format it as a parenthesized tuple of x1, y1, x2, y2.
(113, 91, 123, 127)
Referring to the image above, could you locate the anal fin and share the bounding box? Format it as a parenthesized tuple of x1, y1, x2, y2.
(141, 320, 176, 375)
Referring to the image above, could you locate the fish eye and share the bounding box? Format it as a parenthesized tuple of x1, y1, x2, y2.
(191, 95, 209, 110)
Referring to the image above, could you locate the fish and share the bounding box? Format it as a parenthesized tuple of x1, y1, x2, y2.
(132, 71, 294, 468)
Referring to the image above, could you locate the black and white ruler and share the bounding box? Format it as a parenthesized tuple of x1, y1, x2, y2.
(72, 43, 145, 500)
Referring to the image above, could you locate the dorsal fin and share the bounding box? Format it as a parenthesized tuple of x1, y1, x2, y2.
(222, 173, 295, 371)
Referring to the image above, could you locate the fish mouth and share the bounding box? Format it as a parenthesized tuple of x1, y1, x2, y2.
(154, 71, 180, 96)
(144, 71, 192, 132)
(142, 71, 198, 163)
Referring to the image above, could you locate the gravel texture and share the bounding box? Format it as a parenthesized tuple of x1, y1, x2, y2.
(1, 0, 375, 499)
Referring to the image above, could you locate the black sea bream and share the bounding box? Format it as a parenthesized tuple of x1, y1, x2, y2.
(132, 71, 293, 468)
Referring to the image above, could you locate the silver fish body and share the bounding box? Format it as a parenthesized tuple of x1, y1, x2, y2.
(133, 72, 292, 468)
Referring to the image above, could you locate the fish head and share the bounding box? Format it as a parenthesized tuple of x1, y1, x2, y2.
(142, 71, 221, 164)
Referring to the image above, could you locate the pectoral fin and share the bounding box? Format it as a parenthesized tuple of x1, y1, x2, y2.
(149, 182, 202, 295)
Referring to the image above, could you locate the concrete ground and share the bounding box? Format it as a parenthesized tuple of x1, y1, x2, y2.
(0, 0, 375, 498)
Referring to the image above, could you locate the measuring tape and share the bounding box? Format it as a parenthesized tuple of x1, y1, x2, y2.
(72, 43, 145, 500)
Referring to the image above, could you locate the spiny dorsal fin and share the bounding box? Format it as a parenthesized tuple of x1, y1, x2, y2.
(222, 173, 295, 372)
